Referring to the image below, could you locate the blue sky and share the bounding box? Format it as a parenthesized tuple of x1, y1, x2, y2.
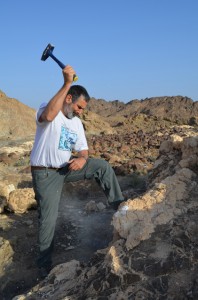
(1, 0, 198, 109)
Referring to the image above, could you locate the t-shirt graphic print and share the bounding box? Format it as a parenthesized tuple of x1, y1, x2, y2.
(58, 126, 77, 151)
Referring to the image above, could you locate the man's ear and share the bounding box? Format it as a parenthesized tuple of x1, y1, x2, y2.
(65, 94, 72, 104)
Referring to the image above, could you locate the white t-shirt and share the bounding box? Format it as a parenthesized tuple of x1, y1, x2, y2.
(30, 103, 88, 168)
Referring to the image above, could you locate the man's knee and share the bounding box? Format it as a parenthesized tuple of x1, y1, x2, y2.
(96, 159, 115, 176)
(92, 158, 111, 171)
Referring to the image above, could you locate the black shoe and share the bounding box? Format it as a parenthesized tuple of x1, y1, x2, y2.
(109, 200, 125, 210)
(38, 264, 52, 279)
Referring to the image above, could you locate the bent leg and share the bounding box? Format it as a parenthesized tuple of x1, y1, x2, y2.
(85, 158, 124, 203)
(64, 158, 124, 204)
(32, 168, 65, 268)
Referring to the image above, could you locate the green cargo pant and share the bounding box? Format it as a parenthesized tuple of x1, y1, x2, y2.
(31, 158, 124, 268)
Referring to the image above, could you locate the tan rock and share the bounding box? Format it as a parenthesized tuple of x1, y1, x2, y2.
(170, 134, 183, 149)
(50, 260, 80, 283)
(107, 240, 126, 275)
(0, 182, 15, 213)
(0, 141, 33, 156)
(0, 182, 15, 199)
(8, 188, 37, 213)
(0, 237, 14, 274)
(112, 167, 197, 250)
(82, 110, 116, 135)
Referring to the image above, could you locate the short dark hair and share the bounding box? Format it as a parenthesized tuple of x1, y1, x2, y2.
(67, 85, 90, 103)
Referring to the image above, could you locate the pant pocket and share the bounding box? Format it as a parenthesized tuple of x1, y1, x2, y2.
(32, 170, 48, 182)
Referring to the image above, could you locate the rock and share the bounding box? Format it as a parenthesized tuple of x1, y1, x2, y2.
(0, 141, 33, 156)
(170, 134, 183, 149)
(0, 182, 15, 199)
(7, 188, 37, 213)
(109, 154, 122, 164)
(85, 200, 98, 212)
(82, 110, 116, 135)
(12, 295, 26, 300)
(50, 260, 80, 283)
(0, 237, 14, 272)
(0, 182, 15, 213)
(159, 140, 173, 154)
(101, 152, 111, 161)
(112, 135, 198, 250)
(0, 153, 12, 164)
(129, 168, 195, 249)
(96, 202, 106, 211)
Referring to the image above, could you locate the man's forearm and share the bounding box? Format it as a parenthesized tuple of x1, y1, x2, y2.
(39, 65, 76, 123)
(78, 150, 89, 161)
(40, 83, 71, 122)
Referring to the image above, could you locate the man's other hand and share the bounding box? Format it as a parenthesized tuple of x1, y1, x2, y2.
(68, 157, 86, 171)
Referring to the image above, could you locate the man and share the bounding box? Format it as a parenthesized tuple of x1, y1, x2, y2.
(30, 65, 125, 278)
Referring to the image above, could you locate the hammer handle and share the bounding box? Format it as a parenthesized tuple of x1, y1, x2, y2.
(49, 53, 78, 82)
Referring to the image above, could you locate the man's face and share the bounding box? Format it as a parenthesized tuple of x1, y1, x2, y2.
(63, 95, 87, 119)
(71, 96, 87, 117)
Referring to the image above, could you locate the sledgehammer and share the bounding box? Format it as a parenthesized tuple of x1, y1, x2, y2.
(41, 43, 78, 82)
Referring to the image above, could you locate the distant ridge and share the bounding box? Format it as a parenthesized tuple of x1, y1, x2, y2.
(1, 90, 198, 142)
(88, 96, 198, 125)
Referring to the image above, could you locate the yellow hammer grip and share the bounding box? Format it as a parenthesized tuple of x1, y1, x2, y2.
(73, 74, 78, 82)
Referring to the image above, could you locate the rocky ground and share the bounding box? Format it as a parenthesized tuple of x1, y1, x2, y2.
(1, 176, 142, 300)
(1, 125, 198, 299)
(1, 90, 198, 300)
(0, 138, 145, 300)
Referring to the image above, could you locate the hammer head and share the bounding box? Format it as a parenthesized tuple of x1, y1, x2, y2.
(41, 43, 54, 61)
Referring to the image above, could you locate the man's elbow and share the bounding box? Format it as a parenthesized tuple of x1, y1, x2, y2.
(39, 113, 54, 123)
(44, 114, 54, 122)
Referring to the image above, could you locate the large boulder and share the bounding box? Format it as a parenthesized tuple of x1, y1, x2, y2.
(112, 167, 196, 249)
(7, 188, 36, 214)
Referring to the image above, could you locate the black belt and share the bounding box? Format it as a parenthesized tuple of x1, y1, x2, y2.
(31, 166, 62, 171)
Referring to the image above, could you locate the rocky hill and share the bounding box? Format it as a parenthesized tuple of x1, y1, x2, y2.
(87, 97, 125, 117)
(0, 90, 36, 141)
(1, 91, 198, 142)
(88, 96, 198, 127)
